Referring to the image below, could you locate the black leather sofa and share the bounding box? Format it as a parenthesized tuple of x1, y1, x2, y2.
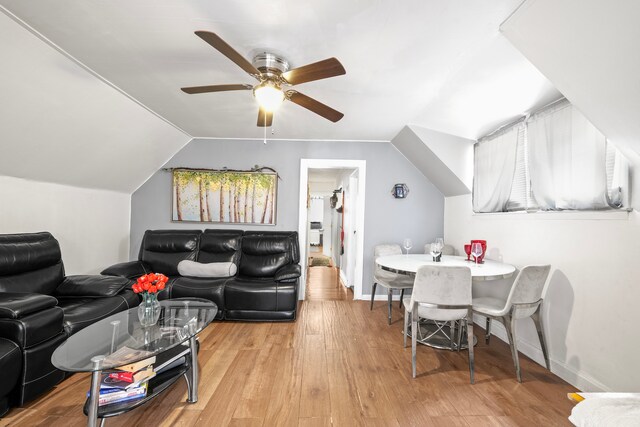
(102, 229, 301, 321)
(0, 232, 138, 412)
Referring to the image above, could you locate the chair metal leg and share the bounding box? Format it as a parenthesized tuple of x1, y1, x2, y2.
(411, 312, 417, 378)
(532, 305, 551, 370)
(450, 320, 456, 350)
(456, 319, 463, 352)
(403, 308, 408, 348)
(467, 310, 475, 384)
(399, 289, 405, 308)
(485, 317, 492, 344)
(370, 282, 377, 310)
(387, 288, 393, 325)
(502, 314, 521, 382)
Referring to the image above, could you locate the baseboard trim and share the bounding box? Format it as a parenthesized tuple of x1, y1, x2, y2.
(472, 314, 609, 392)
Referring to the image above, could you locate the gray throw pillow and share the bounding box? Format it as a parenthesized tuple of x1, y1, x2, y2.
(177, 260, 237, 278)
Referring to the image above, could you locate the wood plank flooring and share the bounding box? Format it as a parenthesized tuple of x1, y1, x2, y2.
(0, 268, 576, 426)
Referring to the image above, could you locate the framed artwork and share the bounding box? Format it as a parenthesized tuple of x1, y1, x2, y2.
(172, 168, 277, 224)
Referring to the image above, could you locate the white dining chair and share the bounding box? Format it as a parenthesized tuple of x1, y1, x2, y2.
(424, 243, 455, 256)
(372, 244, 414, 325)
(472, 265, 551, 382)
(402, 265, 474, 383)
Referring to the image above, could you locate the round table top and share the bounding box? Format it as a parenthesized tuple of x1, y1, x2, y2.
(376, 254, 515, 281)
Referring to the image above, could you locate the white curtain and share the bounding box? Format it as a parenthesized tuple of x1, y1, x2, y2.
(472, 127, 519, 213)
(528, 101, 610, 210)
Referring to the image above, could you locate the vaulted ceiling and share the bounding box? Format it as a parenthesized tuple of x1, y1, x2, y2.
(1, 0, 559, 146)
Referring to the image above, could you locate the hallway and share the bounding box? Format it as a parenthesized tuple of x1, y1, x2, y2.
(306, 256, 351, 301)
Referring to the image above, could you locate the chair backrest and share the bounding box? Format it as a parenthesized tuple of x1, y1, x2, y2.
(410, 265, 472, 308)
(424, 243, 455, 256)
(0, 232, 65, 295)
(374, 244, 402, 275)
(506, 265, 551, 318)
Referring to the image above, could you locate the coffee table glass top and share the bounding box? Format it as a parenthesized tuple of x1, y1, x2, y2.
(52, 299, 217, 372)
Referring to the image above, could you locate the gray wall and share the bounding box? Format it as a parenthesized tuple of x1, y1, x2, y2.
(130, 138, 444, 296)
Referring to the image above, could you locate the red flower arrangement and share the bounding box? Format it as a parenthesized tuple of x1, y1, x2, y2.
(132, 273, 168, 295)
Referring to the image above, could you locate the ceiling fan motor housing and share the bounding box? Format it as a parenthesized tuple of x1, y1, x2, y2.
(253, 52, 290, 78)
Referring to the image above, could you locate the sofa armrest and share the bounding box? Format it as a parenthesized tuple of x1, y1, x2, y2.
(55, 275, 131, 298)
(0, 293, 58, 319)
(274, 264, 301, 282)
(101, 260, 149, 279)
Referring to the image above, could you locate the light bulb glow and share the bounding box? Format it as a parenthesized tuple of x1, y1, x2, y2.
(253, 82, 284, 112)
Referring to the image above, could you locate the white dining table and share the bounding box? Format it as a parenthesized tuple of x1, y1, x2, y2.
(376, 254, 516, 281)
(375, 254, 516, 350)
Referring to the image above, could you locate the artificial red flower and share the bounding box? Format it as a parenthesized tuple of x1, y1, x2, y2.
(148, 273, 157, 282)
(149, 285, 157, 293)
(157, 282, 165, 291)
(142, 282, 150, 291)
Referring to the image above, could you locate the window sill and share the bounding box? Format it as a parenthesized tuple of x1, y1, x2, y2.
(472, 209, 631, 221)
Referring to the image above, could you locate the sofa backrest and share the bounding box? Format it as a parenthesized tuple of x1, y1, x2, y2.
(139, 230, 201, 276)
(238, 232, 297, 278)
(0, 232, 65, 295)
(198, 230, 243, 264)
(243, 231, 300, 263)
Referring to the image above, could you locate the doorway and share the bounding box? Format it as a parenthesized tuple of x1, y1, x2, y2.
(298, 159, 366, 300)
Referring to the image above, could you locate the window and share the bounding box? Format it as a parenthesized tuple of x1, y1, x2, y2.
(473, 99, 629, 213)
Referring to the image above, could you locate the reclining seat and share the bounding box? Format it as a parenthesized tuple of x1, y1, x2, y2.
(0, 232, 134, 407)
(102, 229, 202, 299)
(225, 231, 301, 321)
(169, 229, 243, 319)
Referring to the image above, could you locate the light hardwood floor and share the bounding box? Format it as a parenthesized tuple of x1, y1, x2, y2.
(1, 268, 575, 426)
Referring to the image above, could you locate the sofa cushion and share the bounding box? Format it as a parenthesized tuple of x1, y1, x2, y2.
(55, 275, 131, 298)
(199, 230, 243, 264)
(0, 232, 65, 295)
(139, 230, 201, 276)
(169, 277, 226, 319)
(244, 231, 300, 263)
(178, 260, 237, 278)
(225, 277, 297, 312)
(238, 235, 293, 278)
(57, 291, 138, 336)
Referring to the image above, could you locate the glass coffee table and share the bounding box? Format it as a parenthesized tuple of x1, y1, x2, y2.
(52, 299, 217, 427)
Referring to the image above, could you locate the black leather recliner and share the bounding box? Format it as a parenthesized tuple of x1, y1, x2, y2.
(0, 232, 138, 408)
(102, 229, 301, 321)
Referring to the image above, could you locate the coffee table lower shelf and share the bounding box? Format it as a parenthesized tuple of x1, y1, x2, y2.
(83, 362, 190, 419)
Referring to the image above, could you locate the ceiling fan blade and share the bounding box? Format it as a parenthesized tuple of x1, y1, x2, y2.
(181, 84, 253, 94)
(194, 31, 261, 78)
(257, 108, 273, 127)
(287, 91, 344, 122)
(282, 58, 346, 85)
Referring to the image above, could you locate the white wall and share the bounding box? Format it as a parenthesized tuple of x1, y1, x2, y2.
(0, 175, 131, 274)
(445, 194, 640, 392)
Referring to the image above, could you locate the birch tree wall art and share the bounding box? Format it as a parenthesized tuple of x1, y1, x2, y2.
(172, 169, 277, 225)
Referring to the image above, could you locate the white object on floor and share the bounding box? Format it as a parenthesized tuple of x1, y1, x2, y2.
(569, 395, 640, 426)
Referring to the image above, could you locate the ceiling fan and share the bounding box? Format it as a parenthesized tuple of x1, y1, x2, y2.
(181, 31, 346, 127)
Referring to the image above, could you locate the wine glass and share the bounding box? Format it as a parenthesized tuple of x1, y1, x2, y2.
(430, 242, 442, 261)
(434, 238, 444, 258)
(402, 238, 413, 255)
(464, 244, 472, 261)
(471, 242, 483, 265)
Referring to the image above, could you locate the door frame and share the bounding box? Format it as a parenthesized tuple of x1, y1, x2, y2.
(298, 159, 367, 300)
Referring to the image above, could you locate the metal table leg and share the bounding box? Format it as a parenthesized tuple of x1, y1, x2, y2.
(185, 335, 199, 403)
(87, 355, 105, 427)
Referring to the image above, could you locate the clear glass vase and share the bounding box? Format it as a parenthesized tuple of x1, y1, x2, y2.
(138, 293, 161, 327)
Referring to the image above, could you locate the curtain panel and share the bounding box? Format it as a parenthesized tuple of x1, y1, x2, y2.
(528, 101, 610, 210)
(472, 127, 519, 213)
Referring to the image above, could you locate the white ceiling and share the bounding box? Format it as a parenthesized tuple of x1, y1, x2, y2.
(0, 11, 190, 193)
(1, 0, 560, 142)
(502, 0, 640, 158)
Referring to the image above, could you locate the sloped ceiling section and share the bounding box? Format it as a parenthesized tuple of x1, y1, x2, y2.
(0, 11, 191, 193)
(1, 0, 559, 141)
(391, 126, 474, 197)
(501, 0, 640, 158)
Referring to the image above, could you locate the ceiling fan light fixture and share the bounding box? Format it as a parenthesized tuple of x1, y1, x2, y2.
(253, 81, 284, 112)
